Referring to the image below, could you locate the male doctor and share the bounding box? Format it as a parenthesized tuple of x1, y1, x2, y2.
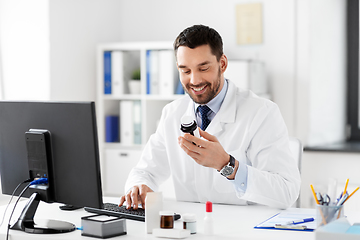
(119, 25, 301, 209)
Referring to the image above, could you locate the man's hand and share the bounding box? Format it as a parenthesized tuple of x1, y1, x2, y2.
(178, 128, 230, 171)
(119, 184, 153, 209)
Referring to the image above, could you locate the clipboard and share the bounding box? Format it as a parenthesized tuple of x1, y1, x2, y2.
(254, 211, 316, 232)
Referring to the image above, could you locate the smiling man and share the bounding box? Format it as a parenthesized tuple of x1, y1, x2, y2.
(120, 25, 301, 210)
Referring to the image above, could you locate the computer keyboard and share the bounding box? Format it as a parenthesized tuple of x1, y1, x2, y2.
(84, 203, 181, 222)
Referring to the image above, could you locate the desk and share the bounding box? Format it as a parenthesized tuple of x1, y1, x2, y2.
(0, 197, 359, 240)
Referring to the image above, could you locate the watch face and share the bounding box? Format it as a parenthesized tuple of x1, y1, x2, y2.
(221, 165, 234, 177)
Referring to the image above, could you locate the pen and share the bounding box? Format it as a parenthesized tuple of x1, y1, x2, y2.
(336, 192, 349, 206)
(343, 187, 359, 204)
(286, 218, 314, 225)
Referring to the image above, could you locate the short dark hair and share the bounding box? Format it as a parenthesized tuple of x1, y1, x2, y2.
(174, 25, 223, 61)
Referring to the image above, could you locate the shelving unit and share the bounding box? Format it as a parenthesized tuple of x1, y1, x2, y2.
(96, 42, 183, 196)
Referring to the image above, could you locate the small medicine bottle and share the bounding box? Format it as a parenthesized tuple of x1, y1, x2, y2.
(180, 116, 200, 140)
(182, 213, 197, 234)
(203, 201, 213, 235)
(159, 211, 174, 229)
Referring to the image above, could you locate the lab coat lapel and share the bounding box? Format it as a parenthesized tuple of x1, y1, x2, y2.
(205, 80, 237, 136)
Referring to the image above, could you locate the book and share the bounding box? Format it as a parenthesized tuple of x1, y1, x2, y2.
(111, 51, 124, 97)
(120, 101, 134, 145)
(146, 50, 160, 95)
(150, 50, 159, 94)
(104, 51, 112, 94)
(146, 50, 151, 94)
(105, 115, 119, 142)
(133, 100, 141, 145)
(159, 50, 175, 95)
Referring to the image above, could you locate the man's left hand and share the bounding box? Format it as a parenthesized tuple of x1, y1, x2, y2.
(178, 128, 230, 171)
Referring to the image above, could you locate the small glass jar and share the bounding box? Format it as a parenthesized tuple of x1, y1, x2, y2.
(160, 211, 174, 229)
(182, 213, 196, 234)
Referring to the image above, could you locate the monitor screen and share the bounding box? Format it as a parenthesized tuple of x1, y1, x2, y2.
(0, 101, 103, 233)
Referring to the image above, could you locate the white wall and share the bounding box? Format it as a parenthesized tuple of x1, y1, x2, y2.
(0, 0, 50, 100)
(49, 0, 124, 101)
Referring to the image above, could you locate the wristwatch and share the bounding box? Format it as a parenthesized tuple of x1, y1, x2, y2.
(219, 155, 235, 178)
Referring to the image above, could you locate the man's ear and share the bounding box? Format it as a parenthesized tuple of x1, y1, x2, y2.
(220, 54, 228, 74)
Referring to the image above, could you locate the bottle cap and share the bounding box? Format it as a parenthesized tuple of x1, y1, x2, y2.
(159, 211, 174, 216)
(182, 213, 196, 222)
(181, 115, 194, 126)
(205, 201, 212, 212)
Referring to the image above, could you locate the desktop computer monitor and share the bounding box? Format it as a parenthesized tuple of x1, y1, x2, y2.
(0, 101, 103, 233)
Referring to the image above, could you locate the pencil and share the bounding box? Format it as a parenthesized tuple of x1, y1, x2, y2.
(343, 186, 359, 204)
(343, 179, 349, 196)
(310, 184, 320, 204)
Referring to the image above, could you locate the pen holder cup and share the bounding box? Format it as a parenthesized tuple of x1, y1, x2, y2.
(316, 204, 344, 227)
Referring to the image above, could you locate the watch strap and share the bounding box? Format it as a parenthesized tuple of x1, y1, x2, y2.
(229, 155, 235, 167)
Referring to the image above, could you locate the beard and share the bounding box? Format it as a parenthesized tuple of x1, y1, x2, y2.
(182, 67, 222, 105)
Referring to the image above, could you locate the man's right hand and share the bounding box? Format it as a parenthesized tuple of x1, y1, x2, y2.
(118, 184, 153, 209)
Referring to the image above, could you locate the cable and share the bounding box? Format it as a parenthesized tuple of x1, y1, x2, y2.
(2, 178, 48, 240)
(0, 178, 32, 228)
(5, 178, 47, 240)
(30, 178, 48, 185)
(6, 182, 32, 240)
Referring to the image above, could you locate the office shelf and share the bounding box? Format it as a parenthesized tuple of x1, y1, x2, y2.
(96, 41, 182, 196)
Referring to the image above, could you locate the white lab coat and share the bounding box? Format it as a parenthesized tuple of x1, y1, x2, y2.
(125, 80, 301, 209)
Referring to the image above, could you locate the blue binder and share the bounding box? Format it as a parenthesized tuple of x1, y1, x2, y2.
(105, 116, 119, 142)
(104, 51, 112, 94)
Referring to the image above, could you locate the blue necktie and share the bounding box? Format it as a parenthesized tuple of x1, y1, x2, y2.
(198, 105, 212, 130)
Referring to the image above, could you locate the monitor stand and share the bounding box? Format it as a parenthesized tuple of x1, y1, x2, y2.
(11, 192, 76, 234)
(59, 204, 82, 211)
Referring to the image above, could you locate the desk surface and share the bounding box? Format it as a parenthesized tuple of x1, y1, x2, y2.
(0, 197, 358, 240)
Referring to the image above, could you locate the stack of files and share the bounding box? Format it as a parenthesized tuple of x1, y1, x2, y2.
(315, 218, 360, 240)
(146, 50, 176, 95)
(120, 100, 141, 145)
(104, 51, 124, 97)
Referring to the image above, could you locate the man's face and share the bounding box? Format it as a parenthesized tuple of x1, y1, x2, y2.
(176, 45, 227, 104)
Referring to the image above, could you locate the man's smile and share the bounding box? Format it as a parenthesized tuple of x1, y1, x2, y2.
(191, 85, 208, 95)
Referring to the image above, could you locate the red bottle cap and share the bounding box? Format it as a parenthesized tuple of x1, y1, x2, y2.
(206, 201, 212, 212)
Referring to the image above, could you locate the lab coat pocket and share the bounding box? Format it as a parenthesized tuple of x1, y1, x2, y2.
(213, 150, 245, 193)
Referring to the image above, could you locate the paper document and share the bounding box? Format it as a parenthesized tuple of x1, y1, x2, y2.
(255, 210, 317, 231)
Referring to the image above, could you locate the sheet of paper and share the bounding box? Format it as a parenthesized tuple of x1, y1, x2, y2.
(256, 211, 317, 230)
